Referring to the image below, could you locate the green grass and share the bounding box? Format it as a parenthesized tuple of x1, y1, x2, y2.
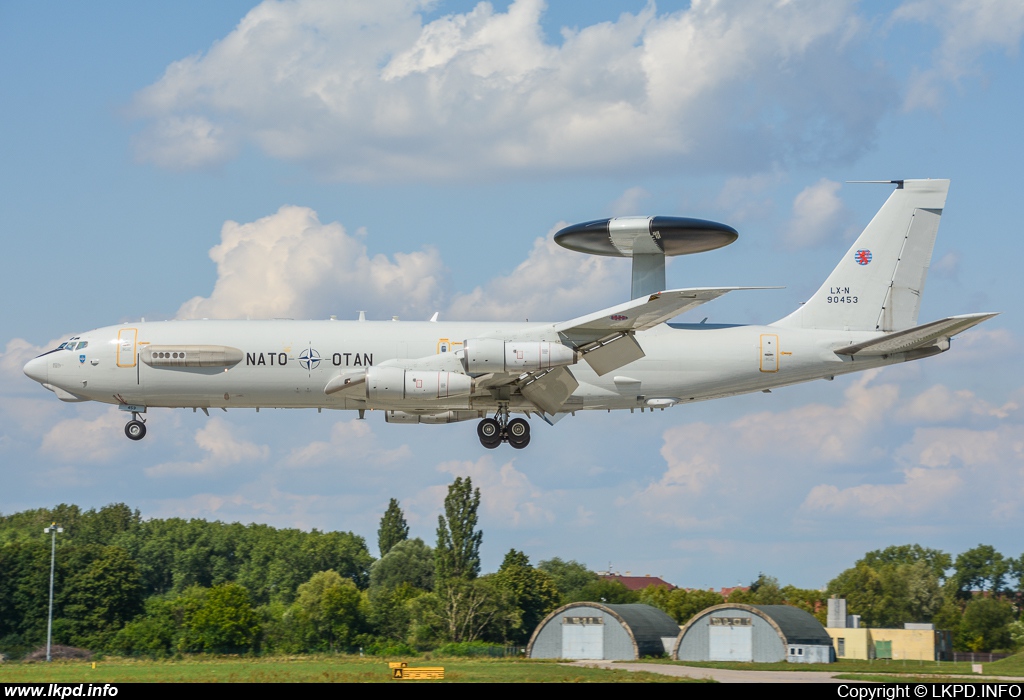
(0, 655, 708, 683)
(631, 652, 1024, 678)
(833, 674, 988, 683)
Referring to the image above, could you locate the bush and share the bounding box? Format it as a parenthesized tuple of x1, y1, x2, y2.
(362, 641, 418, 657)
(433, 640, 509, 657)
(24, 645, 92, 662)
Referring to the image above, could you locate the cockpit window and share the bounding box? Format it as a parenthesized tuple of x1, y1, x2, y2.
(75, 341, 88, 350)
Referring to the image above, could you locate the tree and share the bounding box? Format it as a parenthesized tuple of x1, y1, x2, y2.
(827, 562, 887, 627)
(828, 549, 947, 628)
(951, 545, 1010, 599)
(294, 570, 364, 651)
(862, 545, 952, 581)
(428, 577, 511, 643)
(538, 558, 598, 602)
(491, 550, 560, 644)
(900, 560, 944, 622)
(60, 545, 145, 650)
(435, 477, 482, 583)
(729, 574, 784, 605)
(640, 587, 724, 625)
(365, 583, 425, 643)
(377, 498, 409, 557)
(959, 597, 1014, 652)
(569, 579, 638, 605)
(111, 595, 181, 657)
(370, 538, 434, 591)
(182, 582, 260, 653)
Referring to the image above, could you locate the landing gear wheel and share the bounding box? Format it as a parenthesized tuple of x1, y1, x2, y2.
(477, 418, 502, 449)
(125, 420, 147, 441)
(507, 418, 531, 449)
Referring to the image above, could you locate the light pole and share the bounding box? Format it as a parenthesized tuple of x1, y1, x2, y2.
(43, 523, 62, 663)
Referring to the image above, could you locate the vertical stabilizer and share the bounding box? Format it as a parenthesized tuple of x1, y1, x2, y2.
(773, 179, 949, 332)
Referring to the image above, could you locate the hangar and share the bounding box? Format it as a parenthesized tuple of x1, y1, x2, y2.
(527, 602, 680, 660)
(674, 603, 834, 663)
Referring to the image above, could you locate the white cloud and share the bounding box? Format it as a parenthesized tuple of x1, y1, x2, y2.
(610, 187, 651, 217)
(901, 426, 1022, 469)
(445, 226, 625, 321)
(802, 423, 1024, 519)
(131, 0, 892, 179)
(176, 205, 446, 321)
(895, 0, 1024, 110)
(783, 178, 850, 248)
(901, 384, 1018, 423)
(932, 251, 961, 278)
(619, 364, 1024, 534)
(40, 408, 130, 463)
(176, 206, 623, 323)
(131, 115, 235, 170)
(729, 370, 898, 462)
(437, 454, 555, 527)
(145, 417, 269, 477)
(714, 173, 782, 222)
(802, 467, 963, 517)
(624, 371, 900, 527)
(285, 418, 411, 467)
(0, 337, 65, 392)
(147, 489, 346, 531)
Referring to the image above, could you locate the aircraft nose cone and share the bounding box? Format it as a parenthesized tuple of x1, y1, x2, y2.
(23, 355, 48, 384)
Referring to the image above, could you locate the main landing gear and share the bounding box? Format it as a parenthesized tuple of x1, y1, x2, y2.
(477, 406, 530, 449)
(124, 413, 147, 441)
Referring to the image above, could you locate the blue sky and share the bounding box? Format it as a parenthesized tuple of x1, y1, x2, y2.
(2, 0, 1022, 589)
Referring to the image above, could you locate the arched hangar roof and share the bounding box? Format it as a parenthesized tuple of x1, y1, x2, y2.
(527, 602, 679, 658)
(673, 603, 831, 657)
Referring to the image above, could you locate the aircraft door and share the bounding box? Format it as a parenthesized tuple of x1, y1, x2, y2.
(759, 334, 779, 373)
(117, 328, 138, 368)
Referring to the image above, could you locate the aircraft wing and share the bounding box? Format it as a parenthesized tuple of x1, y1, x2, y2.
(834, 312, 998, 357)
(553, 287, 776, 340)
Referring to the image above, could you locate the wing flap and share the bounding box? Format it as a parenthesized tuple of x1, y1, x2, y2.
(582, 333, 646, 376)
(520, 367, 579, 414)
(834, 313, 998, 356)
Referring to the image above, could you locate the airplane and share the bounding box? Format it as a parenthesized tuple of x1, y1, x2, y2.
(23, 179, 996, 449)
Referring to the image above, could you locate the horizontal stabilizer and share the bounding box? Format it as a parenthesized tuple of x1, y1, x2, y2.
(555, 287, 776, 340)
(834, 313, 998, 357)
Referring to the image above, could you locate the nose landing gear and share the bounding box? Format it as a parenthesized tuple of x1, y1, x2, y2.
(476, 406, 531, 449)
(124, 412, 147, 441)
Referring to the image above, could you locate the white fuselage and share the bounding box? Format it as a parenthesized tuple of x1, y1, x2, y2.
(30, 318, 901, 414)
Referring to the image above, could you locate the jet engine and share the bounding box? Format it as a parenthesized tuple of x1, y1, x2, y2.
(365, 366, 473, 403)
(461, 339, 577, 375)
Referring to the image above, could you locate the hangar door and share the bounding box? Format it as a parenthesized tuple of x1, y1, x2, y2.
(708, 616, 753, 661)
(562, 617, 604, 659)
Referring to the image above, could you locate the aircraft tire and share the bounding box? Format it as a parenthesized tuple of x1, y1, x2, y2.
(509, 432, 530, 449)
(507, 418, 530, 448)
(477, 418, 502, 449)
(125, 420, 147, 441)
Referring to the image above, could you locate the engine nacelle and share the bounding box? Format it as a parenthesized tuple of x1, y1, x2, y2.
(385, 410, 486, 424)
(461, 339, 577, 375)
(366, 366, 473, 403)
